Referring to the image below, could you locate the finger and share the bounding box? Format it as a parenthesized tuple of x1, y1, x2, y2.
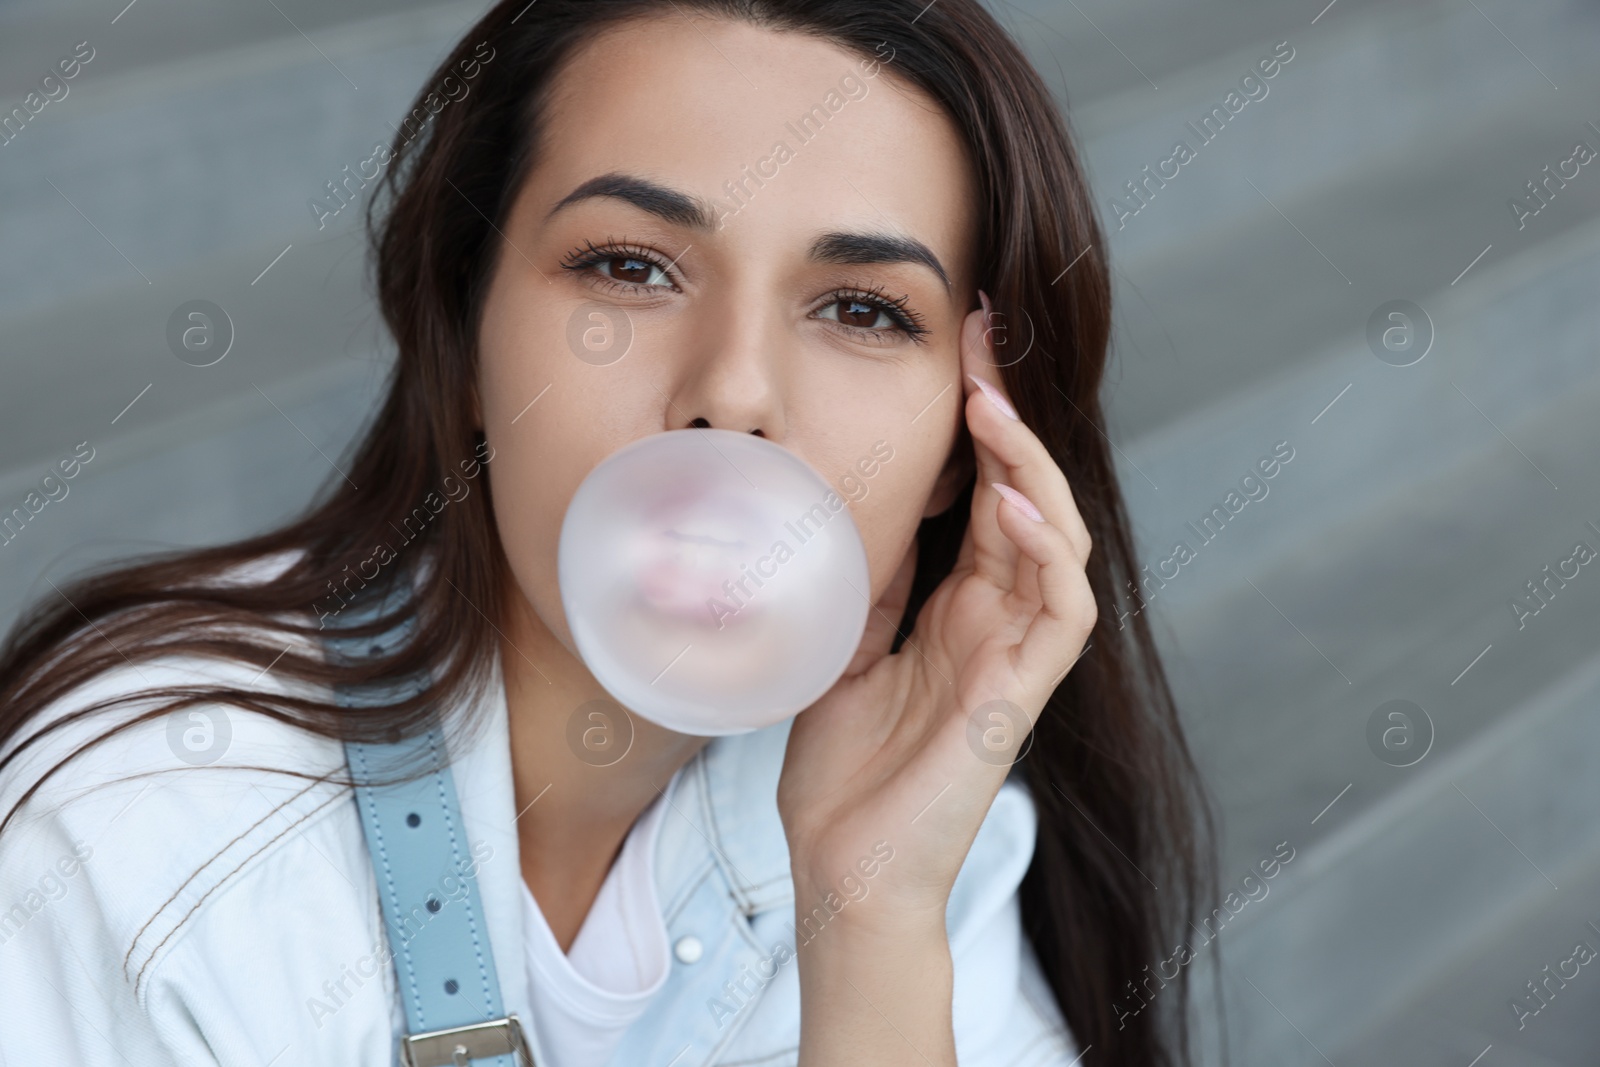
(991, 488, 1096, 693)
(975, 404, 1093, 567)
(960, 300, 1093, 566)
(957, 306, 1023, 586)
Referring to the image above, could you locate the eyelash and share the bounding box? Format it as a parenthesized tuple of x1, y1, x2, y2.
(558, 239, 931, 344)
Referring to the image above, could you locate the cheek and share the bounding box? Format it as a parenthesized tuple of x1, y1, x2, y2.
(483, 434, 571, 649)
(478, 286, 564, 421)
(478, 295, 621, 647)
(790, 365, 963, 600)
(833, 431, 953, 599)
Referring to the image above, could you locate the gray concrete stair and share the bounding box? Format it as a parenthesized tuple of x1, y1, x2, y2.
(0, 1, 478, 618)
(1019, 0, 1600, 1059)
(1341, 847, 1600, 1066)
(1192, 650, 1600, 1064)
(1, 0, 1597, 1063)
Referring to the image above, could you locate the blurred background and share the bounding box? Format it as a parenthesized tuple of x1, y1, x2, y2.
(1, 0, 1597, 1062)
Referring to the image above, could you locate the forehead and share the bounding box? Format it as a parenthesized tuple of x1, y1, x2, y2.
(531, 13, 978, 286)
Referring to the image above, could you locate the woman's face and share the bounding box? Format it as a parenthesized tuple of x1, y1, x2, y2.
(477, 13, 979, 659)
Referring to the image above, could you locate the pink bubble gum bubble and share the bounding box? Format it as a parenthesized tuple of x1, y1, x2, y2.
(557, 429, 870, 736)
(630, 483, 773, 624)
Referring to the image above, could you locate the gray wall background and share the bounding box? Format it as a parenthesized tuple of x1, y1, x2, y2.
(2, 0, 1597, 1063)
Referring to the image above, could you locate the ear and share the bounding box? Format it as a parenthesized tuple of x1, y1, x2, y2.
(922, 421, 974, 518)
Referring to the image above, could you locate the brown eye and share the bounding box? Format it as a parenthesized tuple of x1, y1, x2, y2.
(602, 256, 665, 286)
(560, 241, 680, 292)
(824, 298, 891, 331)
(812, 288, 929, 344)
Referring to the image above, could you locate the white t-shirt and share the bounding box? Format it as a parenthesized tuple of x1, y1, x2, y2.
(517, 780, 675, 1067)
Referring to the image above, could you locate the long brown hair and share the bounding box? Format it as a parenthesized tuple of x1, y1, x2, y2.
(0, 2, 1215, 1063)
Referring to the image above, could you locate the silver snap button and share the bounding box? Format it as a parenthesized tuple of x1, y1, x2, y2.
(673, 935, 703, 964)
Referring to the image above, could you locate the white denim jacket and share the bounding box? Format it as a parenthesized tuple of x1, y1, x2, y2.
(0, 646, 1078, 1065)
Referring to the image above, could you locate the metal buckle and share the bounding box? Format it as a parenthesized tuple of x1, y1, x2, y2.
(399, 1014, 534, 1067)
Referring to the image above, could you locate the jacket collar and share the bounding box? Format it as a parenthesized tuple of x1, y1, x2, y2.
(667, 712, 795, 916)
(447, 651, 797, 1025)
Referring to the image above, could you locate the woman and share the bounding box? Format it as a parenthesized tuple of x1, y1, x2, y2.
(0, 1, 1214, 1064)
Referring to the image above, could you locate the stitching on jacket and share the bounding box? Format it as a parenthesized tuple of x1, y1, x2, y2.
(739, 873, 790, 890)
(730, 906, 773, 959)
(696, 755, 759, 915)
(667, 750, 758, 917)
(701, 747, 751, 905)
(120, 774, 326, 980)
(728, 858, 793, 914)
(701, 908, 789, 1065)
(131, 784, 353, 1000)
(699, 730, 797, 915)
(661, 853, 717, 925)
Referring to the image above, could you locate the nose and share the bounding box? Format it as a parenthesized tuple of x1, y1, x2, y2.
(687, 416, 763, 436)
(666, 318, 784, 440)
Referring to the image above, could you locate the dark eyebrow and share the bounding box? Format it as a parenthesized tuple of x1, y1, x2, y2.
(548, 172, 951, 290)
(546, 172, 720, 230)
(809, 231, 951, 292)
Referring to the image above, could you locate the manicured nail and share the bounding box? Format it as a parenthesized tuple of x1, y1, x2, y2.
(992, 482, 1044, 522)
(967, 372, 1019, 421)
(978, 288, 993, 321)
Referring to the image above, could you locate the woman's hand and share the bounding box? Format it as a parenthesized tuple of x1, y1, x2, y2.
(779, 292, 1098, 1064)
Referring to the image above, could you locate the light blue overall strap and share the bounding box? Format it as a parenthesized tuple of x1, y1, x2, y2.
(324, 579, 532, 1067)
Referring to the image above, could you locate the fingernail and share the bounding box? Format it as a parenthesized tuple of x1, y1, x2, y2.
(967, 372, 1019, 421)
(978, 288, 992, 320)
(992, 482, 1044, 522)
